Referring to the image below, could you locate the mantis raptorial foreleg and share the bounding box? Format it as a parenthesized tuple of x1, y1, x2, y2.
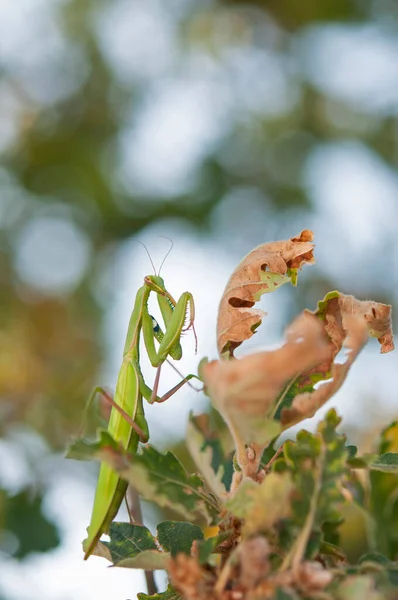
(83, 274, 200, 560)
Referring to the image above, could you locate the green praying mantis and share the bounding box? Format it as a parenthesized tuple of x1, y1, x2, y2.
(83, 251, 199, 560)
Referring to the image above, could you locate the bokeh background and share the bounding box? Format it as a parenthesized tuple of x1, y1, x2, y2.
(0, 0, 397, 598)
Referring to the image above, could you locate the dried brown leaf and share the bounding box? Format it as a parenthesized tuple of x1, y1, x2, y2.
(205, 290, 394, 445)
(237, 537, 270, 589)
(246, 561, 333, 599)
(217, 230, 315, 356)
(293, 561, 333, 592)
(307, 291, 394, 357)
(335, 294, 394, 354)
(168, 554, 216, 600)
(203, 313, 330, 445)
(280, 292, 394, 426)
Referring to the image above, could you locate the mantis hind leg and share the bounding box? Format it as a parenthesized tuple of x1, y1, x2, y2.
(149, 365, 201, 404)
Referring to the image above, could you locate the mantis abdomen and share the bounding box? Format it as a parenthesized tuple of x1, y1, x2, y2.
(83, 358, 145, 559)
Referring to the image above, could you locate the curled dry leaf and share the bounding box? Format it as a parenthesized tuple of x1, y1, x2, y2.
(217, 230, 315, 357)
(280, 314, 369, 427)
(202, 313, 331, 446)
(279, 291, 394, 426)
(315, 291, 394, 355)
(204, 290, 394, 448)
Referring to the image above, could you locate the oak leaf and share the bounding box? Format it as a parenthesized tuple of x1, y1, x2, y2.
(216, 230, 315, 356)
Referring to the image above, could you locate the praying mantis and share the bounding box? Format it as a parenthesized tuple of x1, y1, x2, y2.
(83, 265, 199, 560)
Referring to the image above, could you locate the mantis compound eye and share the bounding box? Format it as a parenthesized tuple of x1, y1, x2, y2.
(150, 315, 161, 333)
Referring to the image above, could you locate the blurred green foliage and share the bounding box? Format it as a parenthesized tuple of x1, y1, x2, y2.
(0, 488, 60, 558)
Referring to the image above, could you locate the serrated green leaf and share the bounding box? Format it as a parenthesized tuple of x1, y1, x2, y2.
(101, 522, 157, 564)
(280, 410, 349, 568)
(371, 453, 398, 473)
(89, 523, 169, 569)
(98, 445, 220, 526)
(88, 522, 170, 569)
(66, 430, 120, 461)
(138, 584, 182, 600)
(346, 445, 358, 459)
(157, 521, 203, 557)
(359, 552, 392, 566)
(186, 414, 227, 499)
(378, 422, 398, 454)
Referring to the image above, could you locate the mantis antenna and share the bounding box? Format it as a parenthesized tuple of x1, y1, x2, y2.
(157, 236, 174, 276)
(131, 237, 174, 276)
(132, 239, 157, 275)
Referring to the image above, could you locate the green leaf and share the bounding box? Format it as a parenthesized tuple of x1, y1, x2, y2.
(65, 430, 120, 461)
(2, 488, 60, 558)
(157, 521, 204, 557)
(99, 445, 220, 526)
(281, 409, 349, 566)
(196, 530, 232, 565)
(359, 552, 393, 566)
(320, 540, 346, 561)
(137, 584, 182, 600)
(378, 422, 398, 454)
(371, 472, 398, 558)
(100, 522, 157, 564)
(346, 445, 358, 459)
(186, 414, 227, 499)
(90, 522, 169, 569)
(196, 537, 217, 565)
(370, 453, 398, 473)
(348, 456, 375, 469)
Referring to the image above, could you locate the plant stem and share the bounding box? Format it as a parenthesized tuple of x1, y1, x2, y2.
(127, 487, 158, 596)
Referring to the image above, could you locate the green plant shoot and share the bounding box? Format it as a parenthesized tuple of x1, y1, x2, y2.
(83, 274, 198, 560)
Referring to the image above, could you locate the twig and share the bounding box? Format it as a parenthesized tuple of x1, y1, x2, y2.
(127, 487, 158, 596)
